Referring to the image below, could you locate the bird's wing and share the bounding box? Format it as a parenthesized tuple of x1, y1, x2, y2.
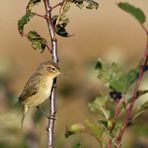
(18, 73, 40, 103)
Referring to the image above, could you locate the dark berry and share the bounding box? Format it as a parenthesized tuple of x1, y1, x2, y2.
(109, 90, 122, 100)
(144, 65, 148, 72)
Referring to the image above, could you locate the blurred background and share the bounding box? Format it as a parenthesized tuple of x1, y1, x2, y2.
(0, 0, 148, 147)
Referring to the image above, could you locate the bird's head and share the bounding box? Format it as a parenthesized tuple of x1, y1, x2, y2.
(37, 61, 64, 78)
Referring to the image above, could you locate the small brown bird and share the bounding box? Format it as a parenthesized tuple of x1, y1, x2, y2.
(18, 61, 62, 128)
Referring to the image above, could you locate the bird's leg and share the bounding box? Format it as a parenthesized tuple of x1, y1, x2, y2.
(21, 105, 29, 129)
(36, 106, 49, 119)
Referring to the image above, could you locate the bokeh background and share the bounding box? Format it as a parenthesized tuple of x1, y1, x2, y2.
(0, 0, 148, 147)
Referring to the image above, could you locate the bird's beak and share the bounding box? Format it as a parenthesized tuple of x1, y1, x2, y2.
(59, 71, 65, 75)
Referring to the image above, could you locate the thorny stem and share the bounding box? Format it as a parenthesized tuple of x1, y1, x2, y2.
(114, 25, 148, 147)
(43, 0, 59, 148)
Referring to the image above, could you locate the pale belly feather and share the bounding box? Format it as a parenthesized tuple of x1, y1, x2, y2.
(24, 79, 53, 107)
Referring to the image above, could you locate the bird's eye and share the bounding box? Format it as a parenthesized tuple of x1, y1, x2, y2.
(47, 66, 56, 72)
(51, 67, 56, 71)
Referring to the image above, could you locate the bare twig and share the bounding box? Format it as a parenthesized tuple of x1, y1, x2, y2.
(33, 12, 47, 19)
(46, 43, 52, 53)
(36, 106, 49, 119)
(50, 2, 63, 11)
(43, 0, 59, 147)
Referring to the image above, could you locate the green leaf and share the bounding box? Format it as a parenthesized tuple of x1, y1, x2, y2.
(56, 25, 69, 37)
(26, 0, 41, 13)
(137, 90, 148, 98)
(63, 1, 71, 14)
(99, 120, 115, 131)
(65, 123, 85, 138)
(88, 95, 111, 120)
(84, 119, 104, 146)
(73, 143, 82, 148)
(85, 119, 103, 137)
(99, 120, 108, 129)
(95, 59, 112, 83)
(110, 66, 139, 93)
(98, 120, 114, 138)
(52, 15, 59, 25)
(71, 0, 84, 9)
(65, 120, 104, 146)
(95, 59, 122, 86)
(18, 12, 34, 36)
(95, 59, 102, 70)
(95, 59, 139, 93)
(52, 15, 71, 37)
(71, 0, 98, 9)
(132, 101, 148, 120)
(27, 31, 47, 53)
(51, 1, 71, 37)
(85, 0, 98, 9)
(117, 2, 146, 24)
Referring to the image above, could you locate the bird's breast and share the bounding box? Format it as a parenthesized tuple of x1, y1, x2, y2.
(23, 78, 53, 107)
(40, 78, 53, 98)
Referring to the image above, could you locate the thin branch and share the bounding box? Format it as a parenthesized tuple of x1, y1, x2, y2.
(114, 99, 120, 120)
(36, 106, 49, 119)
(33, 12, 47, 19)
(43, 0, 59, 148)
(107, 139, 112, 148)
(115, 25, 148, 146)
(141, 24, 148, 35)
(121, 97, 127, 111)
(55, 0, 67, 26)
(50, 2, 63, 11)
(46, 43, 52, 53)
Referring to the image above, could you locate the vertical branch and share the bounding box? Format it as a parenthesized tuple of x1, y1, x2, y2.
(115, 25, 148, 147)
(43, 0, 59, 148)
(107, 25, 148, 148)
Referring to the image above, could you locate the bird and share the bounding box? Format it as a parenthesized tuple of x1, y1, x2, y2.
(18, 61, 63, 128)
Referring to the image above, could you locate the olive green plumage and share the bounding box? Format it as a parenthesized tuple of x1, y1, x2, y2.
(18, 61, 62, 128)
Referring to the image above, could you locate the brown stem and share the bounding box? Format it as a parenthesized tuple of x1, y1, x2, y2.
(43, 0, 59, 148)
(33, 12, 47, 19)
(115, 25, 148, 146)
(50, 2, 63, 11)
(107, 98, 119, 147)
(46, 43, 52, 53)
(107, 139, 112, 148)
(114, 99, 119, 120)
(122, 97, 127, 111)
(141, 24, 148, 35)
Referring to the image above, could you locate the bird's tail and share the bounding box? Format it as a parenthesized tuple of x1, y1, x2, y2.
(21, 104, 29, 129)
